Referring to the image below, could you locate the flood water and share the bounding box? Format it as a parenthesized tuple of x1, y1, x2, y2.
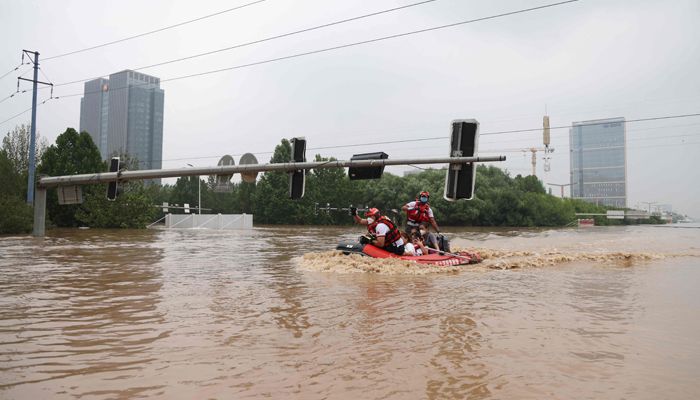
(1, 223, 699, 399)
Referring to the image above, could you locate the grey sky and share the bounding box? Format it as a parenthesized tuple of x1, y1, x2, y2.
(2, 0, 699, 217)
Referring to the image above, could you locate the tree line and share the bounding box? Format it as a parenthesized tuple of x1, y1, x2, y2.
(1, 125, 664, 234)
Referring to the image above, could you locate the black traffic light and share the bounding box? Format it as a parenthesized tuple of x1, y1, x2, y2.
(444, 120, 479, 200)
(106, 157, 126, 201)
(348, 152, 388, 180)
(288, 137, 306, 199)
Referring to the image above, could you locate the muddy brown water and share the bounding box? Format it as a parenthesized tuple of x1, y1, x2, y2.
(1, 224, 699, 399)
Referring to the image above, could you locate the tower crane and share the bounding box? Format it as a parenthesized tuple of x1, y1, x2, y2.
(480, 115, 554, 189)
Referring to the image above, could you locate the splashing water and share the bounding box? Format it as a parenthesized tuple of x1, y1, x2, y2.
(296, 247, 696, 274)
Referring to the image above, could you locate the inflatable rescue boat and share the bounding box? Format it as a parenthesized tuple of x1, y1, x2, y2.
(336, 241, 482, 266)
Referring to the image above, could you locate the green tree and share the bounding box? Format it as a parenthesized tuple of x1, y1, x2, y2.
(252, 139, 310, 224)
(75, 152, 158, 228)
(2, 124, 49, 185)
(0, 124, 50, 234)
(304, 154, 365, 225)
(169, 176, 204, 213)
(0, 149, 33, 234)
(515, 174, 546, 194)
(36, 128, 105, 227)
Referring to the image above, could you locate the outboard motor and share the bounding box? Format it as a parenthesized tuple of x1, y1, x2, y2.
(437, 235, 451, 253)
(336, 241, 368, 256)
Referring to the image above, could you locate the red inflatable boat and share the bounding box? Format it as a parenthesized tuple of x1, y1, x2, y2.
(336, 241, 482, 266)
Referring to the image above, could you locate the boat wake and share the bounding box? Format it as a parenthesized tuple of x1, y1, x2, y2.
(295, 248, 697, 274)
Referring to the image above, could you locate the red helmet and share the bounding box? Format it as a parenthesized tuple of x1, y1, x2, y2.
(420, 191, 430, 198)
(365, 208, 380, 218)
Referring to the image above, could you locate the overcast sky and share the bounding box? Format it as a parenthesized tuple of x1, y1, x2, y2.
(2, 0, 699, 217)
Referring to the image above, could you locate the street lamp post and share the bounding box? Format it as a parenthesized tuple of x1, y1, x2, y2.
(187, 164, 201, 214)
(548, 182, 576, 203)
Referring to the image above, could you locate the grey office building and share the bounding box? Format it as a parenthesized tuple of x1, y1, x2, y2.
(569, 117, 627, 207)
(79, 70, 164, 184)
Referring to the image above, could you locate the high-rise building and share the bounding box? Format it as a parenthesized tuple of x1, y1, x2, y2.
(569, 117, 627, 207)
(79, 70, 164, 184)
(79, 78, 110, 160)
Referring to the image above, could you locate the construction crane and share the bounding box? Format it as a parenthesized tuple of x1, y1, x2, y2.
(481, 115, 554, 182)
(479, 147, 554, 177)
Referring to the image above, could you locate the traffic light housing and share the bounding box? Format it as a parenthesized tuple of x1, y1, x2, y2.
(444, 120, 479, 201)
(348, 152, 388, 180)
(288, 137, 306, 199)
(106, 157, 126, 201)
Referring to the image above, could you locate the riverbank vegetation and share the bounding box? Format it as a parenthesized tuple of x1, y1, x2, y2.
(1, 130, 663, 235)
(160, 139, 663, 227)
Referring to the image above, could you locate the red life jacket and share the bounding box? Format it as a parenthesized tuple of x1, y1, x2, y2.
(406, 199, 431, 224)
(367, 216, 401, 247)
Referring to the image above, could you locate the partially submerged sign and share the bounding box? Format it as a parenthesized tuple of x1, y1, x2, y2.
(578, 219, 595, 227)
(214, 155, 235, 193)
(57, 186, 83, 205)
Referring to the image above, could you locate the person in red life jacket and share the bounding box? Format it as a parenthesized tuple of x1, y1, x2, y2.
(401, 191, 441, 235)
(351, 207, 405, 256)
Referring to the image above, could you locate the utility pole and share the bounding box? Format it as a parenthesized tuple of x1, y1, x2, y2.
(19, 50, 52, 204)
(543, 113, 551, 193)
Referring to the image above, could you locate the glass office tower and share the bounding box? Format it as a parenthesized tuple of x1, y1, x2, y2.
(79, 70, 164, 185)
(79, 78, 110, 160)
(569, 117, 627, 207)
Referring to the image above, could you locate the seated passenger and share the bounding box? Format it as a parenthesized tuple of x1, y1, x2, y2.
(411, 232, 428, 256)
(402, 232, 416, 256)
(419, 222, 439, 252)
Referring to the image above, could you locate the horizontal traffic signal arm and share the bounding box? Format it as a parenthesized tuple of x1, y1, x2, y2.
(36, 155, 506, 188)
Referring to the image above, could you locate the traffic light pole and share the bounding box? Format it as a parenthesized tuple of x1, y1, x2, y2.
(31, 154, 506, 237)
(36, 155, 506, 187)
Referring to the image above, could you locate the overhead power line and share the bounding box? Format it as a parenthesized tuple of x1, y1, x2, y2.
(479, 122, 700, 146)
(0, 95, 55, 126)
(41, 0, 267, 61)
(142, 114, 700, 165)
(49, 0, 581, 100)
(0, 62, 29, 81)
(51, 0, 439, 89)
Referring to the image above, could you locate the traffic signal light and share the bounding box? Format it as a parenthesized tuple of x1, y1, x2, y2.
(444, 120, 479, 201)
(288, 137, 306, 199)
(348, 152, 388, 180)
(106, 157, 126, 201)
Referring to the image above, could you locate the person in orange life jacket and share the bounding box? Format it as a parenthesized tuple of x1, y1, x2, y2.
(401, 190, 441, 235)
(351, 207, 405, 256)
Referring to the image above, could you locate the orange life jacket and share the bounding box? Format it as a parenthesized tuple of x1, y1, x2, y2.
(368, 216, 401, 247)
(406, 199, 431, 224)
